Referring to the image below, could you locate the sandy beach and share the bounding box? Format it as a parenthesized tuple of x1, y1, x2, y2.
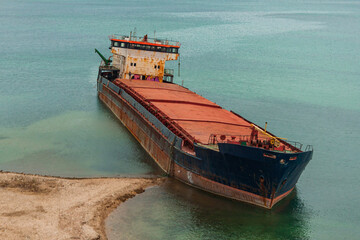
(0, 171, 163, 240)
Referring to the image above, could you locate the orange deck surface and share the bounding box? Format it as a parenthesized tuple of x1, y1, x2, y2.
(119, 79, 253, 144)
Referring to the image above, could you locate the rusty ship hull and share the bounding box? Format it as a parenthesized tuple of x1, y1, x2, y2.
(96, 75, 313, 209)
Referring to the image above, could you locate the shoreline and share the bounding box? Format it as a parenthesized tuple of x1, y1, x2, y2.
(0, 171, 164, 239)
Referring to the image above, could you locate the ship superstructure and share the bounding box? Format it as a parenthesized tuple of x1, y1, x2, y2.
(95, 33, 313, 209)
(108, 34, 179, 82)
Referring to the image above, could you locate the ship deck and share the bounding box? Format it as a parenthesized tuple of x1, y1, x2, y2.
(116, 79, 254, 144)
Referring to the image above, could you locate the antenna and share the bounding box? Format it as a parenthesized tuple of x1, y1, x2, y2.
(133, 27, 137, 38)
(178, 54, 181, 77)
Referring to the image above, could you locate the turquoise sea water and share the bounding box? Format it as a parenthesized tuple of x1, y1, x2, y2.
(1, 0, 359, 239)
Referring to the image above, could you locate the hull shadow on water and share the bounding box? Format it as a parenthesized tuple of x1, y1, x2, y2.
(107, 178, 312, 240)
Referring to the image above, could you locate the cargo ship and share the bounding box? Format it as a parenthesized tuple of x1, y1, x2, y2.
(95, 33, 313, 209)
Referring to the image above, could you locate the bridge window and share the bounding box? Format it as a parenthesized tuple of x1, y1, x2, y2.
(112, 41, 178, 54)
(112, 41, 128, 48)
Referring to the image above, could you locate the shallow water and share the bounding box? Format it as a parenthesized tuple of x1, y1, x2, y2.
(106, 179, 311, 240)
(1, 0, 360, 239)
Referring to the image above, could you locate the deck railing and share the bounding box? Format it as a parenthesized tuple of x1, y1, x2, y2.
(209, 134, 268, 145)
(109, 34, 181, 47)
(208, 134, 311, 152)
(164, 69, 174, 76)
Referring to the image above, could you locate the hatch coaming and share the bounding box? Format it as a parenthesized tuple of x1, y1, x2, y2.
(114, 78, 311, 154)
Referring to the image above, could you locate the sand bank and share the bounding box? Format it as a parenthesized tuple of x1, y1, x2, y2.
(0, 171, 163, 239)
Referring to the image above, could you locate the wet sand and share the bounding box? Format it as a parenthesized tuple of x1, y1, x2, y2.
(0, 171, 163, 239)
